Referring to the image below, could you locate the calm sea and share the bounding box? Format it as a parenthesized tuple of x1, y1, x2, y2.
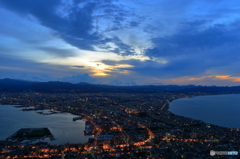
(169, 94, 240, 129)
(0, 105, 90, 144)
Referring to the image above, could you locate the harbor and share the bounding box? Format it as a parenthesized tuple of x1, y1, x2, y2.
(0, 105, 90, 145)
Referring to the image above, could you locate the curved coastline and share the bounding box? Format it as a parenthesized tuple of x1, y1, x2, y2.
(166, 93, 240, 129)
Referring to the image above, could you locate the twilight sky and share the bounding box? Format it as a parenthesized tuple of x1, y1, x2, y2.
(0, 0, 240, 85)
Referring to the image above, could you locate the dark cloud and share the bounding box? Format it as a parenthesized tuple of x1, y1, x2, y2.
(0, 0, 134, 55)
(0, 0, 60, 15)
(135, 20, 240, 78)
(129, 21, 140, 27)
(109, 37, 135, 55)
(101, 60, 118, 66)
(102, 44, 240, 79)
(145, 21, 240, 58)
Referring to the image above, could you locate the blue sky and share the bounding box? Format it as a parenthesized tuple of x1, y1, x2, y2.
(0, 0, 239, 85)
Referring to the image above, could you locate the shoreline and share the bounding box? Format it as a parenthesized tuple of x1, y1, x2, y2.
(166, 93, 240, 129)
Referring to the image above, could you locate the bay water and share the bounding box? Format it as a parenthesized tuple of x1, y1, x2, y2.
(0, 105, 90, 144)
(169, 94, 240, 129)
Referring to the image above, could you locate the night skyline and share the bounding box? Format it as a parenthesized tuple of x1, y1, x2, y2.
(0, 0, 240, 86)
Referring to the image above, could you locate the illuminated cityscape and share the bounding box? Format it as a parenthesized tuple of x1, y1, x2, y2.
(0, 90, 239, 158)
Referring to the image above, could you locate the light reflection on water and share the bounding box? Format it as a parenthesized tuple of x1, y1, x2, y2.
(0, 105, 90, 144)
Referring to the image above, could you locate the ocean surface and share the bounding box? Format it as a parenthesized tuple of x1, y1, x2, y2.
(169, 94, 240, 129)
(0, 105, 90, 144)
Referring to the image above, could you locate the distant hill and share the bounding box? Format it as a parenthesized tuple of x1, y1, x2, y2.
(30, 81, 76, 92)
(0, 78, 36, 86)
(0, 78, 37, 92)
(181, 85, 240, 93)
(0, 78, 240, 93)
